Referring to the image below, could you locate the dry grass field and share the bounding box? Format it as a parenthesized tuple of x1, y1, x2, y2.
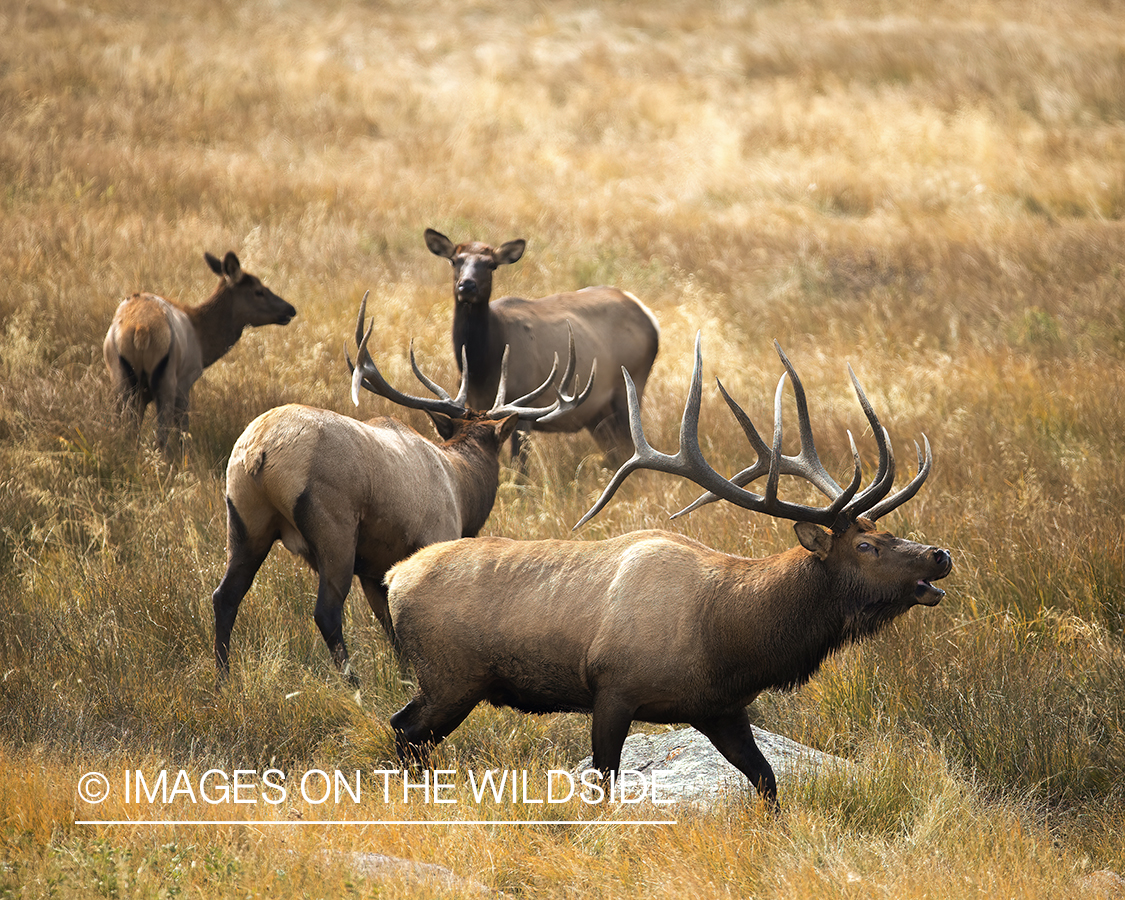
(2, 0, 1125, 896)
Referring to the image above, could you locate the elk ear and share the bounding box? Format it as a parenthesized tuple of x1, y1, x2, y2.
(425, 229, 455, 259)
(794, 521, 832, 560)
(221, 251, 243, 284)
(496, 239, 526, 266)
(426, 411, 458, 441)
(494, 414, 520, 445)
(205, 252, 223, 276)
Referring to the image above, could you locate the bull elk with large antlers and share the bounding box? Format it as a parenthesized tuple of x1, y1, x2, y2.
(425, 228, 660, 463)
(385, 336, 952, 807)
(103, 251, 296, 458)
(212, 294, 594, 688)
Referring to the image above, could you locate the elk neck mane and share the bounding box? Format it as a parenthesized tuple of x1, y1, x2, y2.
(179, 279, 246, 367)
(704, 545, 858, 694)
(451, 302, 503, 395)
(434, 422, 506, 538)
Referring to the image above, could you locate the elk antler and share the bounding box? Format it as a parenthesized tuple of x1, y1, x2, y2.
(489, 322, 597, 423)
(347, 292, 595, 423)
(347, 292, 472, 418)
(574, 334, 931, 532)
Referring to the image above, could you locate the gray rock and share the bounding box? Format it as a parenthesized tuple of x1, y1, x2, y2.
(1077, 870, 1125, 899)
(574, 725, 850, 805)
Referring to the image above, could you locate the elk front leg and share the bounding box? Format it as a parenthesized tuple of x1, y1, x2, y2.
(589, 692, 636, 776)
(692, 710, 779, 809)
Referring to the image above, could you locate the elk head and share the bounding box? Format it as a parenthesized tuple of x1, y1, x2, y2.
(577, 335, 952, 615)
(346, 291, 595, 436)
(425, 228, 525, 306)
(205, 251, 295, 327)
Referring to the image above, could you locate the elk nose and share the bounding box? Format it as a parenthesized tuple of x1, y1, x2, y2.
(932, 548, 951, 570)
(456, 278, 477, 299)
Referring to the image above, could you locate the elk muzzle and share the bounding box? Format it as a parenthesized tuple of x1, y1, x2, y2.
(455, 278, 477, 302)
(269, 294, 297, 325)
(914, 547, 952, 605)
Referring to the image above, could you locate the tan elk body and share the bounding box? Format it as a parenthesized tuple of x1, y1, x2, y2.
(425, 228, 660, 459)
(386, 338, 952, 807)
(103, 251, 295, 456)
(212, 296, 593, 686)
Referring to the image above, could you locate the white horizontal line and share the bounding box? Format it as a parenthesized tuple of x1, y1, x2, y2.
(75, 819, 677, 827)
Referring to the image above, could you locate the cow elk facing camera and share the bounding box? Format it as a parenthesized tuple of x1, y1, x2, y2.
(212, 293, 594, 689)
(385, 336, 952, 809)
(425, 228, 660, 464)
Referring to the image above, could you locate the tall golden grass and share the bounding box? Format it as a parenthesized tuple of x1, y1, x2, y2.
(2, 0, 1124, 896)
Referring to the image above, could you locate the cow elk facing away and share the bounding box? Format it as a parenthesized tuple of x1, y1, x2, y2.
(103, 251, 295, 458)
(212, 294, 594, 688)
(425, 228, 660, 463)
(385, 336, 952, 808)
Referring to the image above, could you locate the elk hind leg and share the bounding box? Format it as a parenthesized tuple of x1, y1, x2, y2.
(110, 360, 149, 446)
(212, 500, 274, 682)
(358, 574, 412, 682)
(357, 575, 395, 646)
(112, 359, 143, 421)
(147, 356, 178, 458)
(311, 555, 362, 688)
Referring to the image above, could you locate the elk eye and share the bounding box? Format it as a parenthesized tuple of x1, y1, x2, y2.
(857, 541, 875, 553)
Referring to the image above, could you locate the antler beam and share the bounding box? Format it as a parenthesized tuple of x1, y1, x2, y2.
(575, 334, 931, 532)
(347, 292, 596, 424)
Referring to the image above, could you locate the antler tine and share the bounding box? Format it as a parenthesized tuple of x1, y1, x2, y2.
(573, 362, 679, 530)
(557, 320, 579, 397)
(670, 377, 773, 518)
(763, 370, 788, 508)
(575, 332, 732, 528)
(578, 333, 865, 530)
(760, 370, 863, 524)
(772, 341, 847, 500)
(516, 323, 597, 424)
(491, 346, 512, 411)
(671, 344, 850, 519)
(345, 290, 371, 406)
(346, 294, 467, 418)
(532, 358, 597, 425)
(408, 342, 471, 409)
(452, 345, 471, 407)
(836, 365, 897, 518)
(862, 434, 932, 521)
(408, 341, 450, 400)
(491, 345, 560, 413)
(354, 290, 369, 349)
(490, 323, 596, 422)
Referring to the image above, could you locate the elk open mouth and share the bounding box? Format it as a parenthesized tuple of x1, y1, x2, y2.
(914, 579, 946, 606)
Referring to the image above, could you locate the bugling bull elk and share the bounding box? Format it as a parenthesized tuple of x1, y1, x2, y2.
(425, 228, 660, 462)
(385, 336, 952, 808)
(212, 294, 594, 687)
(103, 251, 295, 458)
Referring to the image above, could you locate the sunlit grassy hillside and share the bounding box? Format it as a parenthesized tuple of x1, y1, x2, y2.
(2, 0, 1124, 896)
